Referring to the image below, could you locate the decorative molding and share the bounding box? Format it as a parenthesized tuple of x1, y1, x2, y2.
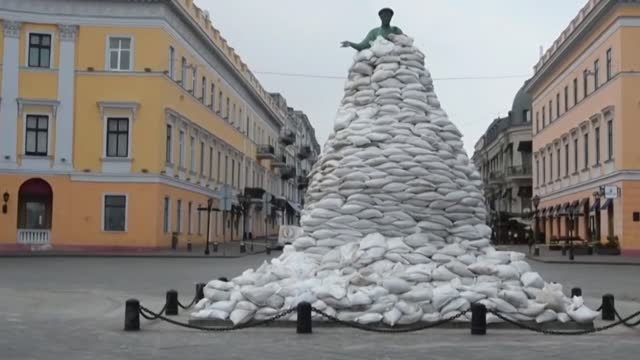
(602, 105, 615, 116)
(58, 24, 78, 41)
(97, 101, 140, 120)
(2, 20, 21, 38)
(16, 98, 60, 117)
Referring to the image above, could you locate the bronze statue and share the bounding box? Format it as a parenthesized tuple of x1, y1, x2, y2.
(341, 8, 403, 51)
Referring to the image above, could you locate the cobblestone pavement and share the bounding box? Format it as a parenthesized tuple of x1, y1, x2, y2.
(1, 254, 640, 360)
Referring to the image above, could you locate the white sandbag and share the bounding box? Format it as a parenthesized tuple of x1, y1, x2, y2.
(399, 287, 433, 302)
(381, 278, 411, 294)
(432, 285, 459, 309)
(356, 313, 383, 324)
(460, 291, 486, 303)
(204, 288, 230, 301)
(521, 272, 544, 289)
(438, 243, 466, 257)
(499, 290, 529, 308)
(206, 280, 235, 291)
(194, 298, 211, 311)
(445, 261, 475, 278)
(567, 305, 600, 323)
(468, 262, 496, 275)
(535, 309, 557, 323)
(254, 307, 280, 320)
(347, 291, 373, 306)
(536, 283, 567, 312)
(209, 300, 237, 314)
(383, 307, 403, 326)
(494, 265, 520, 280)
(510, 261, 532, 274)
(557, 313, 571, 323)
(370, 38, 395, 57)
(191, 308, 228, 320)
(441, 298, 470, 314)
(431, 266, 457, 281)
(488, 297, 518, 313)
(519, 301, 547, 317)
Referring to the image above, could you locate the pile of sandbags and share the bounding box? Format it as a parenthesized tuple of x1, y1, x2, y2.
(191, 35, 599, 326)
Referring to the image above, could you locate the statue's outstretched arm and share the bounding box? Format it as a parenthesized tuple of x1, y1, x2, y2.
(342, 30, 375, 51)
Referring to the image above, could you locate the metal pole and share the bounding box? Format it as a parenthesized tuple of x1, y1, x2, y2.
(204, 206, 211, 255)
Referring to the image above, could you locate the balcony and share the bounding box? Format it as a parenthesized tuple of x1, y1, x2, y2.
(271, 154, 287, 169)
(506, 165, 532, 179)
(280, 166, 296, 180)
(297, 145, 312, 160)
(488, 171, 505, 185)
(279, 129, 296, 146)
(256, 145, 275, 160)
(297, 175, 309, 189)
(17, 229, 50, 245)
(244, 187, 266, 203)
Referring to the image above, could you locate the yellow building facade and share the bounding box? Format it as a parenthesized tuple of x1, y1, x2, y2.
(527, 0, 640, 255)
(0, 0, 317, 251)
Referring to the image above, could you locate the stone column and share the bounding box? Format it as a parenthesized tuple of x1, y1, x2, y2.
(54, 24, 78, 170)
(0, 21, 21, 169)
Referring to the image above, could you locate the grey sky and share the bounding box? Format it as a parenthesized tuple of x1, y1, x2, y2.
(198, 0, 585, 155)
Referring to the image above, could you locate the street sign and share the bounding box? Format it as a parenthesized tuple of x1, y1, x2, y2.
(220, 184, 233, 211)
(604, 185, 618, 199)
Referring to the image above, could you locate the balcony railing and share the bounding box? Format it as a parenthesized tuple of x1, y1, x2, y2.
(297, 145, 312, 160)
(17, 229, 50, 245)
(271, 154, 287, 168)
(280, 166, 296, 180)
(256, 145, 275, 160)
(279, 129, 296, 146)
(488, 171, 504, 184)
(244, 187, 266, 201)
(506, 165, 532, 178)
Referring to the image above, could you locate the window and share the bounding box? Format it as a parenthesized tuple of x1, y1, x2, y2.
(201, 77, 207, 102)
(542, 156, 546, 184)
(595, 127, 600, 165)
(237, 162, 241, 188)
(523, 109, 530, 123)
(556, 148, 560, 180)
(548, 100, 552, 122)
(163, 197, 170, 233)
(607, 120, 613, 160)
(217, 152, 221, 181)
(606, 48, 612, 81)
(190, 136, 196, 172)
(556, 94, 560, 117)
(231, 159, 235, 188)
(199, 141, 205, 176)
(549, 152, 553, 182)
(583, 133, 589, 169)
(107, 37, 132, 71)
(168, 46, 175, 79)
(226, 97, 230, 119)
(179, 130, 185, 168)
(165, 124, 172, 163)
(542, 106, 546, 126)
(198, 204, 202, 235)
(573, 78, 578, 105)
(232, 103, 236, 124)
(106, 118, 129, 158)
(209, 146, 214, 178)
(188, 202, 193, 234)
(594, 59, 599, 89)
(536, 112, 540, 133)
(225, 155, 229, 184)
(191, 67, 197, 94)
(104, 195, 126, 232)
(25, 115, 48, 156)
(217, 91, 223, 113)
(583, 70, 588, 98)
(181, 57, 187, 86)
(176, 200, 183, 233)
(210, 84, 216, 110)
(574, 138, 578, 173)
(28, 33, 51, 68)
(564, 86, 568, 112)
(246, 116, 251, 135)
(565, 144, 569, 177)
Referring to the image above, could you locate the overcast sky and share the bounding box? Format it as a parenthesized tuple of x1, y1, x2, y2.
(198, 0, 586, 155)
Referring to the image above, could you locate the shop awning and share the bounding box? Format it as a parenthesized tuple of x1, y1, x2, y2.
(517, 140, 533, 152)
(540, 207, 548, 217)
(286, 201, 302, 213)
(578, 198, 589, 212)
(601, 198, 613, 210)
(590, 199, 601, 212)
(553, 204, 563, 217)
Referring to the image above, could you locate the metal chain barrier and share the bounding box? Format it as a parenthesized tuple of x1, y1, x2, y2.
(311, 307, 469, 333)
(178, 296, 198, 310)
(614, 309, 640, 328)
(139, 304, 167, 320)
(138, 305, 296, 332)
(488, 309, 640, 335)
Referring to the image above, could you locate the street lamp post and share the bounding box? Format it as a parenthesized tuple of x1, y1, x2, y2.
(197, 198, 216, 255)
(532, 195, 541, 257)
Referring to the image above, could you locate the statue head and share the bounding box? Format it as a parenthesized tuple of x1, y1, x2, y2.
(378, 8, 394, 26)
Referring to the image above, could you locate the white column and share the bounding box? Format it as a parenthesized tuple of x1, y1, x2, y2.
(54, 24, 78, 170)
(0, 21, 21, 169)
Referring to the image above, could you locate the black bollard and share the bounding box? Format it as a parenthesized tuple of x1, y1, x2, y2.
(187, 239, 192, 252)
(240, 242, 246, 253)
(534, 247, 540, 257)
(297, 302, 312, 334)
(218, 277, 229, 282)
(569, 246, 575, 261)
(470, 303, 487, 335)
(195, 282, 206, 302)
(213, 242, 219, 252)
(571, 287, 582, 298)
(602, 294, 615, 321)
(266, 246, 272, 255)
(124, 299, 140, 331)
(165, 290, 179, 316)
